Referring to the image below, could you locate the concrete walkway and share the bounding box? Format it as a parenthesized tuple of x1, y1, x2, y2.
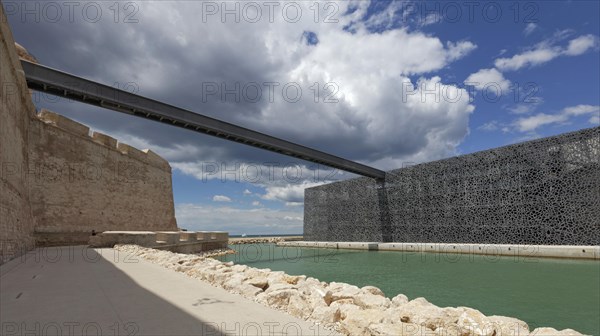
(1, 246, 338, 336)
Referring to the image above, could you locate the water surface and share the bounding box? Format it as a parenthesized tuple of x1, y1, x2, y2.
(218, 244, 600, 335)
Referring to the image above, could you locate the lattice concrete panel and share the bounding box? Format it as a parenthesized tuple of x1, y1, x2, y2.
(304, 127, 600, 245)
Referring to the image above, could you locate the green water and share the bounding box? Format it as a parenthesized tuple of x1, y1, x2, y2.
(218, 244, 600, 335)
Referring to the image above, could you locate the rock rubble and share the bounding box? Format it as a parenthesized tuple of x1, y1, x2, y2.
(229, 237, 287, 245)
(113, 245, 584, 336)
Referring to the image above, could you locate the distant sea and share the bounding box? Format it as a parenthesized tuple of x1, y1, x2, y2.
(229, 234, 302, 238)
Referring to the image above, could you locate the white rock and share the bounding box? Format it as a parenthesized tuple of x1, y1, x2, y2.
(353, 293, 391, 309)
(264, 282, 297, 294)
(112, 245, 582, 336)
(287, 294, 314, 319)
(530, 327, 583, 335)
(245, 275, 269, 290)
(256, 288, 298, 310)
(222, 273, 246, 291)
(238, 284, 263, 298)
(487, 315, 530, 336)
(457, 308, 495, 336)
(392, 298, 457, 330)
(361, 285, 385, 296)
(328, 282, 361, 302)
(339, 308, 387, 336)
(297, 282, 330, 307)
(310, 306, 342, 324)
(368, 322, 434, 336)
(330, 300, 361, 320)
(391, 293, 409, 307)
(434, 325, 464, 336)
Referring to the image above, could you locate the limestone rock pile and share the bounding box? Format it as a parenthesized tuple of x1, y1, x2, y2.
(229, 237, 286, 245)
(113, 245, 584, 336)
(193, 248, 236, 258)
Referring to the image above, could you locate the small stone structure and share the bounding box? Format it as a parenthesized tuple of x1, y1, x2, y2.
(305, 127, 600, 245)
(90, 231, 229, 253)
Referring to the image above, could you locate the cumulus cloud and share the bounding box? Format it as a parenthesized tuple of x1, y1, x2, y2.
(15, 1, 477, 175)
(465, 68, 511, 92)
(212, 195, 232, 202)
(9, 1, 484, 231)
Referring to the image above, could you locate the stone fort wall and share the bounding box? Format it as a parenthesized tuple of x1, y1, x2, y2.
(1, 5, 177, 263)
(29, 110, 178, 246)
(0, 5, 36, 262)
(305, 127, 600, 245)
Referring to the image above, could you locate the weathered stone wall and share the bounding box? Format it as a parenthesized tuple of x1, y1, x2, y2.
(305, 127, 600, 245)
(0, 5, 36, 263)
(1, 3, 177, 260)
(29, 110, 178, 246)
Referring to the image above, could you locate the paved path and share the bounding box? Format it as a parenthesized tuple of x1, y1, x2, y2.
(1, 246, 338, 336)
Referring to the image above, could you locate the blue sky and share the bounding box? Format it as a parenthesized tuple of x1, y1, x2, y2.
(7, 1, 599, 235)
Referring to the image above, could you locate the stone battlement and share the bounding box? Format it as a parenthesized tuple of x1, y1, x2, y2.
(36, 109, 171, 172)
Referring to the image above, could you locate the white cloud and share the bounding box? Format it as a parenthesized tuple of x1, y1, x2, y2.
(251, 201, 262, 206)
(419, 13, 442, 27)
(507, 103, 539, 115)
(243, 189, 252, 195)
(261, 181, 327, 204)
(563, 104, 600, 116)
(478, 121, 500, 131)
(25, 1, 480, 176)
(495, 47, 560, 71)
(175, 204, 303, 235)
(514, 105, 600, 132)
(446, 41, 478, 62)
(495, 34, 599, 71)
(514, 113, 568, 132)
(465, 68, 511, 92)
(172, 161, 347, 186)
(212, 195, 232, 202)
(564, 35, 598, 56)
(523, 23, 537, 36)
(589, 115, 600, 124)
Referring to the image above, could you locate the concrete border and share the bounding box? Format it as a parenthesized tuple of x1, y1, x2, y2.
(276, 241, 600, 260)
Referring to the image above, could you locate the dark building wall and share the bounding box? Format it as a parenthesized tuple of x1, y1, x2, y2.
(304, 127, 600, 245)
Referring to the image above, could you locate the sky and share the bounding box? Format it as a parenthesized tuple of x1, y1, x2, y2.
(5, 0, 599, 235)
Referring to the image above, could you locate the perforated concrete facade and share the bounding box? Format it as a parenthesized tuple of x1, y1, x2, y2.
(305, 127, 600, 245)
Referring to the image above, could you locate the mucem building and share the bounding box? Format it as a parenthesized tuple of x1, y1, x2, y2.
(304, 127, 599, 245)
